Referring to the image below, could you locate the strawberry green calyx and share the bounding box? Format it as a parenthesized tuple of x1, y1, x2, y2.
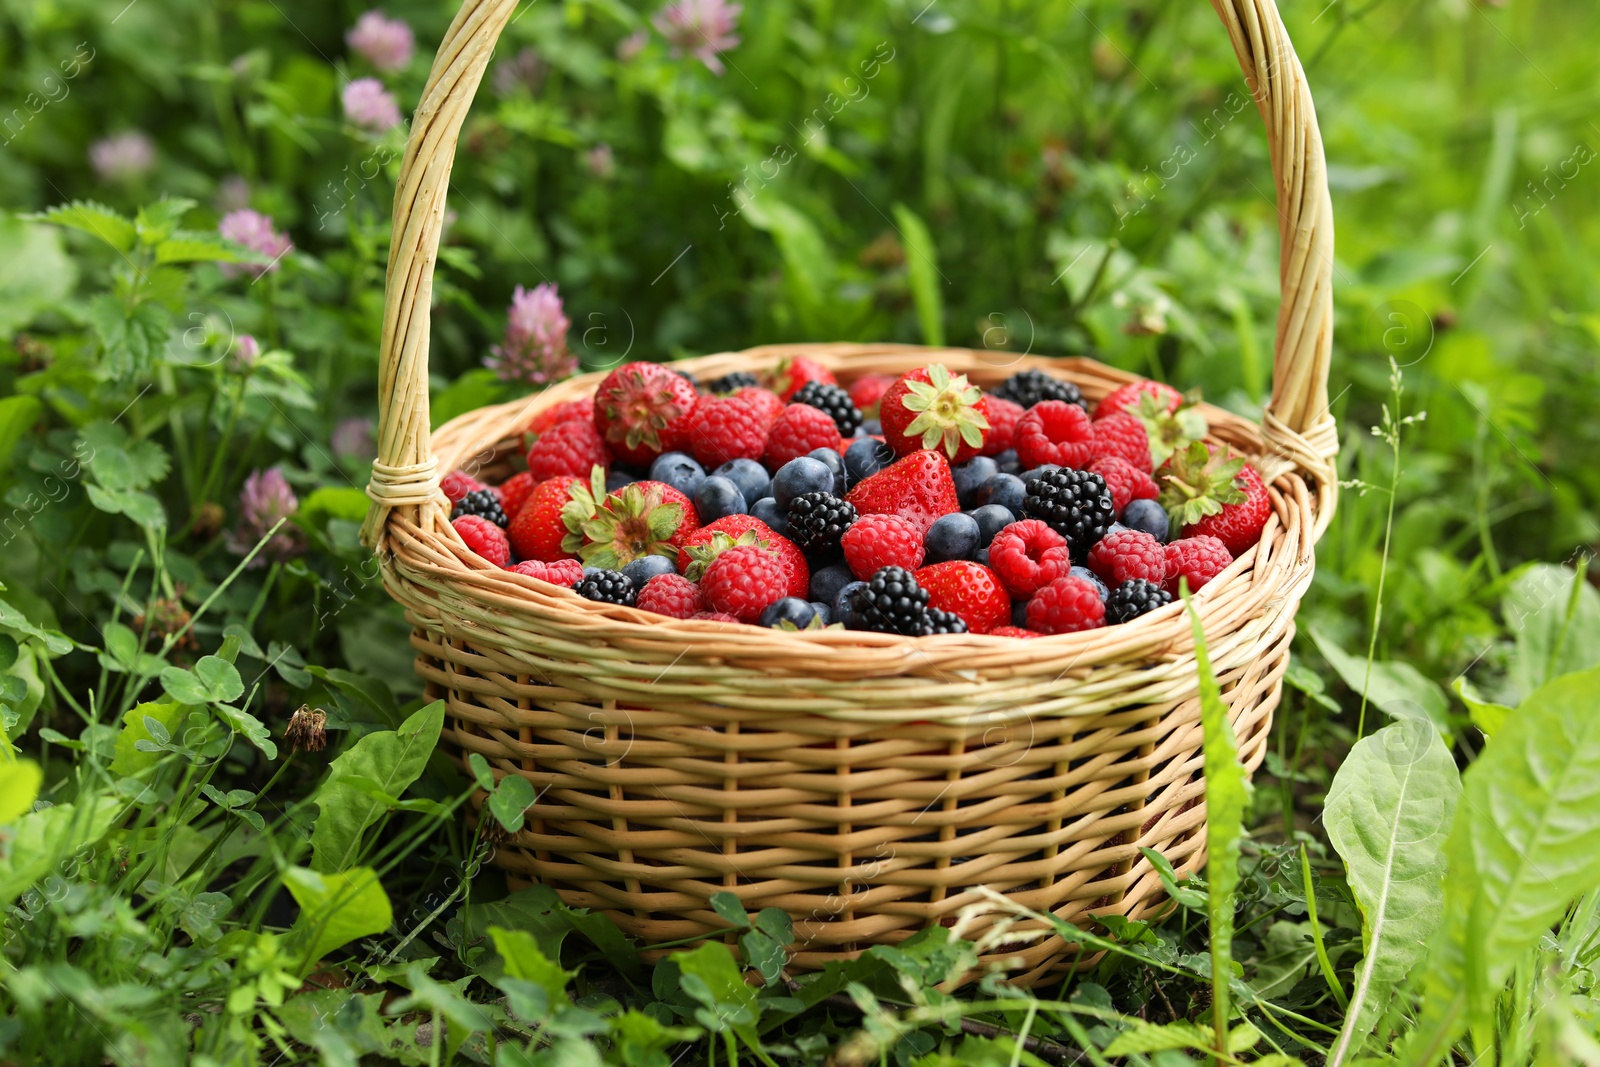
(1158, 441, 1249, 528)
(681, 529, 768, 582)
(571, 481, 685, 568)
(899, 364, 990, 458)
(596, 364, 694, 453)
(1135, 391, 1208, 467)
(558, 466, 608, 555)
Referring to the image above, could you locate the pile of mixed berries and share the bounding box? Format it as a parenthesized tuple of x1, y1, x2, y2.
(444, 357, 1272, 637)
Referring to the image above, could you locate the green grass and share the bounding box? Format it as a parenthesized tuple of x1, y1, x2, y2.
(2, 0, 1600, 1063)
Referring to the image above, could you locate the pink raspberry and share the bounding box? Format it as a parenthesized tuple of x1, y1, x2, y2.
(636, 572, 705, 618)
(1015, 400, 1095, 469)
(987, 519, 1072, 599)
(848, 374, 896, 416)
(1087, 529, 1168, 587)
(700, 544, 788, 622)
(526, 417, 610, 481)
(442, 470, 485, 504)
(1089, 456, 1159, 514)
(687, 396, 769, 468)
(981, 395, 1025, 456)
(452, 515, 511, 567)
(691, 611, 743, 624)
(507, 558, 584, 585)
(840, 513, 924, 580)
(1026, 576, 1107, 634)
(764, 404, 842, 468)
(1090, 412, 1153, 473)
(1164, 535, 1234, 594)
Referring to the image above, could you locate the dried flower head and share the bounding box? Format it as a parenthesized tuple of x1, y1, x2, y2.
(584, 143, 615, 180)
(218, 210, 292, 278)
(491, 47, 545, 96)
(226, 467, 304, 565)
(89, 131, 156, 183)
(341, 77, 402, 133)
(332, 416, 376, 460)
(215, 175, 252, 214)
(284, 706, 328, 753)
(652, 0, 742, 75)
(485, 283, 574, 386)
(346, 10, 414, 71)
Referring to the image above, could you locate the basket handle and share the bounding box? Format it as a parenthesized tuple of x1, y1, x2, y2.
(363, 0, 1337, 545)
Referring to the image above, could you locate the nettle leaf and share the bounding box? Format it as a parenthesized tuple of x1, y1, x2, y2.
(284, 865, 392, 973)
(24, 200, 137, 252)
(1324, 720, 1460, 1066)
(155, 230, 269, 265)
(1406, 667, 1600, 1065)
(89, 294, 171, 380)
(309, 700, 445, 872)
(134, 197, 199, 245)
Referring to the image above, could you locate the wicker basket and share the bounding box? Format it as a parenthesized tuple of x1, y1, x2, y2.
(362, 0, 1338, 986)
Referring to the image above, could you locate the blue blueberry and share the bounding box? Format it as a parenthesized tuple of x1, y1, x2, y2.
(1070, 566, 1109, 601)
(759, 596, 817, 629)
(992, 449, 1022, 476)
(808, 447, 849, 495)
(969, 504, 1016, 547)
(975, 548, 990, 568)
(861, 417, 882, 436)
(649, 451, 706, 498)
(809, 601, 833, 625)
(835, 580, 869, 629)
(605, 469, 639, 493)
(845, 437, 896, 483)
(1122, 498, 1169, 541)
(952, 457, 999, 508)
(714, 458, 771, 504)
(621, 554, 677, 590)
(925, 512, 980, 564)
(1011, 599, 1028, 628)
(809, 562, 855, 605)
(693, 476, 747, 523)
(1020, 464, 1061, 487)
(750, 496, 790, 537)
(974, 473, 1026, 514)
(773, 457, 833, 508)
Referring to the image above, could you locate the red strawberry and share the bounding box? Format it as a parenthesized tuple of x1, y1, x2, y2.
(1164, 535, 1233, 594)
(636, 572, 705, 618)
(452, 515, 511, 567)
(981, 396, 1025, 457)
(1158, 442, 1272, 556)
(848, 374, 896, 416)
(592, 361, 699, 467)
(840, 513, 924, 579)
(764, 404, 842, 468)
(734, 386, 785, 426)
(507, 558, 584, 586)
(1094, 379, 1182, 421)
(527, 417, 610, 481)
(845, 450, 960, 536)
(507, 474, 584, 562)
(687, 395, 769, 468)
(701, 544, 789, 621)
(1015, 400, 1094, 469)
(529, 396, 594, 436)
(987, 519, 1072, 598)
(915, 561, 1010, 634)
(1089, 456, 1159, 514)
(765, 356, 837, 401)
(1090, 412, 1153, 473)
(878, 365, 990, 463)
(562, 471, 701, 568)
(498, 471, 538, 520)
(1087, 529, 1168, 586)
(989, 625, 1041, 639)
(441, 470, 485, 504)
(678, 515, 809, 599)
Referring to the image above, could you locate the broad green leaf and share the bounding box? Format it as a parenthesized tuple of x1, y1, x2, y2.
(1324, 720, 1460, 1067)
(1104, 1020, 1211, 1056)
(0, 642, 46, 739)
(214, 704, 278, 760)
(23, 200, 136, 252)
(674, 942, 763, 1051)
(300, 486, 372, 526)
(111, 700, 187, 775)
(0, 797, 121, 908)
(0, 597, 73, 655)
(430, 368, 506, 430)
(489, 926, 574, 1010)
(309, 700, 444, 871)
(0, 220, 76, 338)
(487, 772, 537, 833)
(1190, 597, 1249, 1059)
(160, 656, 243, 705)
(1406, 667, 1600, 1065)
(1452, 676, 1511, 737)
(892, 202, 945, 346)
(283, 865, 392, 972)
(1503, 563, 1600, 701)
(1308, 625, 1451, 735)
(0, 759, 41, 822)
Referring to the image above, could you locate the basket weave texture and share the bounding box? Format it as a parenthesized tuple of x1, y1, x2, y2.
(362, 0, 1338, 986)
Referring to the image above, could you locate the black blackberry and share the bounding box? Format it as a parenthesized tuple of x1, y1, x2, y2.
(851, 566, 929, 636)
(993, 368, 1087, 411)
(674, 368, 699, 390)
(451, 488, 507, 528)
(574, 568, 637, 607)
(1106, 578, 1173, 625)
(706, 371, 759, 394)
(918, 607, 969, 635)
(786, 492, 856, 556)
(1024, 468, 1116, 560)
(791, 381, 862, 436)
